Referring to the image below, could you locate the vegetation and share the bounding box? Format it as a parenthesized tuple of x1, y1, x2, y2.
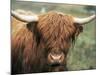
(11, 0, 96, 71)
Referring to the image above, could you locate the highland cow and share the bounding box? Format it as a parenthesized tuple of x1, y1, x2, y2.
(11, 10, 95, 74)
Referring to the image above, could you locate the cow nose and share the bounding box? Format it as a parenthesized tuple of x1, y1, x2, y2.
(49, 52, 64, 65)
(50, 54, 62, 61)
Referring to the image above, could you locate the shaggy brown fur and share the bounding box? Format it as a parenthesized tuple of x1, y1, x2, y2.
(11, 11, 83, 74)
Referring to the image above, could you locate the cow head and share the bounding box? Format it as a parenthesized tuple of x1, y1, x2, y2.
(11, 11, 95, 69)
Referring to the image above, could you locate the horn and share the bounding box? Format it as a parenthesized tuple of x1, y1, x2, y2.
(73, 14, 96, 25)
(11, 10, 39, 22)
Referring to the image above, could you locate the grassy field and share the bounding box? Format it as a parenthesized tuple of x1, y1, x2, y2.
(11, 0, 96, 71)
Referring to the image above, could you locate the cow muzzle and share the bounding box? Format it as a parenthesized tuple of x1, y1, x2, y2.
(48, 52, 64, 66)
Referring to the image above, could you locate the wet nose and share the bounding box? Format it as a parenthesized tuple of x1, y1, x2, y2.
(50, 54, 62, 61)
(49, 52, 64, 64)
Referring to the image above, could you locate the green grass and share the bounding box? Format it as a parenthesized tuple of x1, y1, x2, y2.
(11, 0, 96, 71)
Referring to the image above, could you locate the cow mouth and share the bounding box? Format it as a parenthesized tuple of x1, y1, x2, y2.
(48, 63, 67, 72)
(50, 63, 60, 67)
(48, 62, 63, 67)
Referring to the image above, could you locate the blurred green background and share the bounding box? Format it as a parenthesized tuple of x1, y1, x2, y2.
(11, 0, 96, 71)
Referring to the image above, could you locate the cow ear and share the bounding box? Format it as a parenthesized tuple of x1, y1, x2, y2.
(26, 22, 38, 32)
(27, 21, 41, 44)
(74, 23, 83, 36)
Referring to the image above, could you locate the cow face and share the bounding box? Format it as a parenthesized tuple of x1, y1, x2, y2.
(45, 35, 72, 66)
(36, 12, 77, 66)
